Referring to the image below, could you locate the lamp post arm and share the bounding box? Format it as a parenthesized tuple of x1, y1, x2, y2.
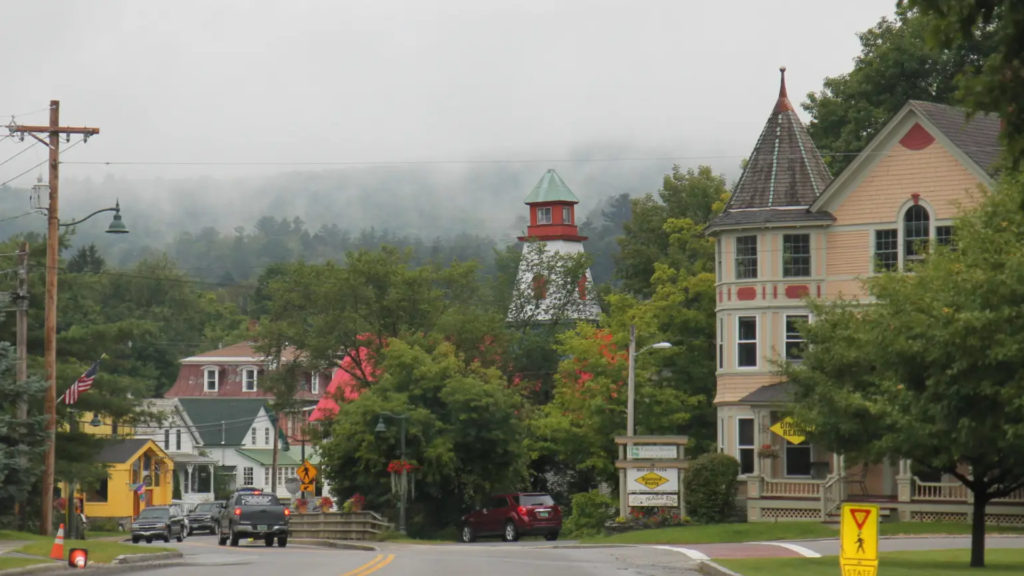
(58, 203, 120, 228)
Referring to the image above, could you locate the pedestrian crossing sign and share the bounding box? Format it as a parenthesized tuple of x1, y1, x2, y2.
(297, 460, 317, 484)
(840, 502, 878, 576)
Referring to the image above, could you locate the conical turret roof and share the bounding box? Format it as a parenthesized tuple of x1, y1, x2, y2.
(725, 68, 832, 210)
(524, 169, 580, 204)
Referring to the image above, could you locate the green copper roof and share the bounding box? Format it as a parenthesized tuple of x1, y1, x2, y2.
(524, 169, 579, 204)
(235, 448, 302, 466)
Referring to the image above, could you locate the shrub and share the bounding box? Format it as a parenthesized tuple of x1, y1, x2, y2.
(685, 452, 740, 524)
(563, 490, 615, 537)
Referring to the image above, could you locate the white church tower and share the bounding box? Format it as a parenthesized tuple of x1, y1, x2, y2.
(508, 169, 600, 323)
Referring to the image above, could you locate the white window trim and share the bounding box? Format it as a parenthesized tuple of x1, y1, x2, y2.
(243, 466, 254, 486)
(734, 235, 758, 280)
(561, 205, 571, 224)
(536, 206, 552, 224)
(736, 417, 755, 476)
(781, 233, 812, 278)
(250, 428, 256, 446)
(784, 440, 813, 478)
(242, 366, 258, 392)
(203, 366, 219, 392)
(736, 315, 758, 369)
(311, 372, 320, 395)
(717, 317, 725, 370)
(264, 427, 270, 445)
(784, 314, 810, 362)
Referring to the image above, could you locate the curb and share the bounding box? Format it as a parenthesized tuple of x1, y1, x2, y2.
(698, 560, 746, 576)
(0, 551, 184, 576)
(293, 539, 378, 551)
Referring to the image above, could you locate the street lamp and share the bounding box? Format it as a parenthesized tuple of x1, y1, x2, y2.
(58, 200, 129, 234)
(626, 324, 672, 438)
(374, 412, 409, 534)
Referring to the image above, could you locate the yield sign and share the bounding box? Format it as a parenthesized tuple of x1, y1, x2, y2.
(849, 508, 872, 530)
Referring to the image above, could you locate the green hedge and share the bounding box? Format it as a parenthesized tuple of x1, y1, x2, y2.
(564, 490, 615, 537)
(685, 453, 740, 524)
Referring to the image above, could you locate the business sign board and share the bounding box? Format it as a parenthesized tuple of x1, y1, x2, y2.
(628, 445, 678, 459)
(628, 493, 679, 507)
(627, 468, 678, 493)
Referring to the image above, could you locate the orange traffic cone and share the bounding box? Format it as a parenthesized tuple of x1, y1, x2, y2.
(49, 523, 65, 560)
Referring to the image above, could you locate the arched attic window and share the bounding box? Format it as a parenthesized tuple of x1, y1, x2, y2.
(903, 205, 930, 267)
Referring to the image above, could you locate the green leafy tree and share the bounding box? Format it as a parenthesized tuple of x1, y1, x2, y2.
(804, 4, 994, 174)
(786, 174, 1024, 568)
(616, 165, 727, 296)
(0, 341, 48, 529)
(317, 337, 528, 534)
(907, 0, 1024, 167)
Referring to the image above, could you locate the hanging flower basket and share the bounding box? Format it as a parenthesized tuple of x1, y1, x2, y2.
(386, 460, 418, 500)
(757, 443, 779, 459)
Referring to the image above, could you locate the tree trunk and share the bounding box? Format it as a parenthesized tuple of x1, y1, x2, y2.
(970, 492, 987, 567)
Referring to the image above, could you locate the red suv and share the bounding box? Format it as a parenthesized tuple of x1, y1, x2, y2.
(460, 492, 561, 543)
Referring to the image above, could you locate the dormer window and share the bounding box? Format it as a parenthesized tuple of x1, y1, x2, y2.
(536, 207, 552, 224)
(242, 367, 258, 392)
(204, 367, 219, 392)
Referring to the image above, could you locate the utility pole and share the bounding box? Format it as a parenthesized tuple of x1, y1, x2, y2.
(8, 101, 99, 535)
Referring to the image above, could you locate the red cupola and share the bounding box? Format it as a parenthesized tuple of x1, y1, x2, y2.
(518, 169, 587, 242)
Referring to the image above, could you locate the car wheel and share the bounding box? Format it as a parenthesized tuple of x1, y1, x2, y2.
(503, 521, 519, 542)
(145, 537, 152, 544)
(131, 536, 140, 544)
(217, 526, 227, 546)
(460, 525, 476, 543)
(176, 527, 184, 542)
(187, 528, 193, 537)
(264, 536, 274, 547)
(229, 529, 239, 547)
(277, 536, 288, 548)
(164, 529, 171, 543)
(544, 531, 559, 541)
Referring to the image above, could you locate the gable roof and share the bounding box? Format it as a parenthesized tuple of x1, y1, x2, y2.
(719, 68, 832, 213)
(908, 100, 1002, 174)
(523, 169, 580, 204)
(180, 341, 302, 365)
(176, 398, 269, 446)
(811, 100, 1001, 213)
(96, 438, 156, 463)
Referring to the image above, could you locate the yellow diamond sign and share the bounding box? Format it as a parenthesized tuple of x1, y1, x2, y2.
(770, 416, 811, 445)
(634, 471, 669, 490)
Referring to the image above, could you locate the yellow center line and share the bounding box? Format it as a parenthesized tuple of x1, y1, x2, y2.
(341, 554, 395, 576)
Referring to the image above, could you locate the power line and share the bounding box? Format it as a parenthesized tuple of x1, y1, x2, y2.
(0, 138, 86, 187)
(0, 144, 34, 168)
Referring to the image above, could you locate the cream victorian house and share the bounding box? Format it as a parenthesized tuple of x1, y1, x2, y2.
(707, 69, 1022, 523)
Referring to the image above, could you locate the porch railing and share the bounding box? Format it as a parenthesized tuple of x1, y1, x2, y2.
(821, 475, 842, 518)
(762, 478, 822, 498)
(913, 476, 967, 501)
(993, 486, 1024, 503)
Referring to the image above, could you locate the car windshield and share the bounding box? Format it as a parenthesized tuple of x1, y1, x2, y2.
(518, 494, 555, 506)
(137, 508, 169, 520)
(193, 503, 218, 513)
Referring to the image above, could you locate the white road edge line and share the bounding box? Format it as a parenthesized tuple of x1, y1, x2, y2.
(754, 541, 822, 558)
(653, 545, 710, 561)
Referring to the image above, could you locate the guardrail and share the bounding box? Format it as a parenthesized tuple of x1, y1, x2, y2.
(288, 511, 391, 541)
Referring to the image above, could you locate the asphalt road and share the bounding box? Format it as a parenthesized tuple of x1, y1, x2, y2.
(119, 535, 705, 576)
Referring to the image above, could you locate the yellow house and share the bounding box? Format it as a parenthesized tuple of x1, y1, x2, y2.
(86, 439, 174, 521)
(707, 69, 1020, 523)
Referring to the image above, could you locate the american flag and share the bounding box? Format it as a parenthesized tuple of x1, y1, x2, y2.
(64, 358, 103, 405)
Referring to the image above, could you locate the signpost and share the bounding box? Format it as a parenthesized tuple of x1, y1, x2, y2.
(840, 503, 879, 576)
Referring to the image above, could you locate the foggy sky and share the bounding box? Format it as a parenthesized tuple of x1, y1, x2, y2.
(1, 0, 897, 189)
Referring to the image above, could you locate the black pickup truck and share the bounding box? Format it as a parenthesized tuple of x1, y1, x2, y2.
(217, 488, 291, 547)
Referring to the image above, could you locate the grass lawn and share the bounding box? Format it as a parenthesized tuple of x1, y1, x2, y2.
(581, 521, 1024, 545)
(718, 548, 1024, 576)
(0, 557, 50, 571)
(7, 532, 174, 564)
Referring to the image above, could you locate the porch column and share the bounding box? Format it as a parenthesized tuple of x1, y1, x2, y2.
(896, 458, 912, 502)
(208, 464, 216, 497)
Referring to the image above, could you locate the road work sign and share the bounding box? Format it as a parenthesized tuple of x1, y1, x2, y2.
(840, 503, 878, 576)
